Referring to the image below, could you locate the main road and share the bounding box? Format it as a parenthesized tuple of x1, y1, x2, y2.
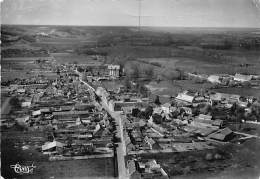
(75, 69, 129, 179)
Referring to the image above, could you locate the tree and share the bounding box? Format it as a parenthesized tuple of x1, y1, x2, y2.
(10, 97, 21, 108)
(242, 81, 251, 88)
(144, 106, 153, 119)
(138, 84, 148, 97)
(95, 94, 102, 103)
(156, 75, 162, 83)
(176, 68, 185, 80)
(164, 71, 179, 83)
(132, 108, 141, 117)
(154, 95, 161, 105)
(130, 64, 140, 79)
(152, 114, 163, 124)
(124, 77, 131, 90)
(144, 66, 154, 79)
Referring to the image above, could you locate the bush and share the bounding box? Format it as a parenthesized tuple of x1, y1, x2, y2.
(154, 95, 161, 105)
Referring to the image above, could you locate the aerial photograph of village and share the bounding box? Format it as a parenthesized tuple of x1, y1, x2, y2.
(1, 0, 260, 179)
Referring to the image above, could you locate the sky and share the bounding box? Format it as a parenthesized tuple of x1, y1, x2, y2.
(1, 0, 260, 27)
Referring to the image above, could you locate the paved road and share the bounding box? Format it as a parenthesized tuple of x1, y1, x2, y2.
(1, 97, 12, 115)
(74, 69, 95, 91)
(101, 102, 128, 179)
(76, 70, 128, 179)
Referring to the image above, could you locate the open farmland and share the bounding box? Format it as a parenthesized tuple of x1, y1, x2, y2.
(146, 80, 214, 103)
(51, 53, 104, 65)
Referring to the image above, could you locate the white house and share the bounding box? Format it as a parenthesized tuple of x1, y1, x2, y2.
(17, 88, 26, 94)
(107, 65, 120, 78)
(32, 110, 41, 117)
(15, 116, 30, 124)
(42, 141, 65, 152)
(234, 73, 252, 82)
(207, 75, 221, 84)
(21, 101, 31, 107)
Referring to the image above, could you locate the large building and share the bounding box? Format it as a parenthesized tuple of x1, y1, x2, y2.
(108, 65, 120, 78)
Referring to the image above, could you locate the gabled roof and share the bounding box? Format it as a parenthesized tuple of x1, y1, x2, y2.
(144, 136, 155, 146)
(197, 114, 212, 120)
(32, 110, 41, 116)
(212, 119, 223, 126)
(194, 128, 217, 137)
(176, 93, 194, 103)
(42, 141, 65, 151)
(209, 127, 233, 141)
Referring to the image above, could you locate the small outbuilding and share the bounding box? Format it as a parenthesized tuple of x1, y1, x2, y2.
(209, 127, 233, 141)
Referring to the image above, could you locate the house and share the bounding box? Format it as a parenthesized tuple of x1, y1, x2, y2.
(161, 103, 171, 114)
(136, 159, 168, 179)
(238, 96, 248, 107)
(194, 127, 217, 137)
(234, 73, 252, 82)
(122, 106, 135, 114)
(42, 141, 65, 152)
(144, 136, 156, 150)
(93, 123, 101, 135)
(21, 101, 31, 107)
(208, 127, 233, 141)
(212, 119, 224, 128)
(197, 114, 212, 120)
(208, 75, 221, 84)
(32, 110, 41, 117)
(15, 116, 30, 125)
(112, 100, 146, 112)
(96, 87, 109, 103)
(40, 108, 51, 114)
(175, 91, 196, 104)
(108, 64, 120, 78)
(209, 92, 222, 102)
(181, 107, 193, 115)
(52, 110, 89, 117)
(17, 88, 26, 94)
(128, 160, 137, 176)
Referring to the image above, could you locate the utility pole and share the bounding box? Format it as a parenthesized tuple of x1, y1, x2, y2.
(137, 0, 143, 31)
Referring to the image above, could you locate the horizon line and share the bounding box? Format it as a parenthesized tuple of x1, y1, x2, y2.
(2, 23, 260, 29)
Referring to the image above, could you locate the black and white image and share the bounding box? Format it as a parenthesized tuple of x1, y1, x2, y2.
(1, 0, 260, 178)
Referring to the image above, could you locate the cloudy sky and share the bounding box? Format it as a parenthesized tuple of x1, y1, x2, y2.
(1, 0, 260, 27)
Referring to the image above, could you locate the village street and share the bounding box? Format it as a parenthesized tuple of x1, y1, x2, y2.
(101, 101, 128, 179)
(77, 70, 128, 179)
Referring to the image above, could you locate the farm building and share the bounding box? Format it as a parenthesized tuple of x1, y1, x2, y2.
(234, 73, 252, 82)
(175, 91, 196, 104)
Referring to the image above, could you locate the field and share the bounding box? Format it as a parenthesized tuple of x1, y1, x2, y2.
(129, 139, 260, 179)
(51, 53, 104, 65)
(146, 80, 214, 103)
(1, 129, 115, 179)
(215, 87, 260, 98)
(2, 25, 260, 78)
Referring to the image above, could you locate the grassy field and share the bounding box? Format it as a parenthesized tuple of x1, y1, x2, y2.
(146, 80, 214, 102)
(51, 53, 103, 65)
(1, 129, 115, 179)
(215, 87, 260, 98)
(130, 139, 260, 179)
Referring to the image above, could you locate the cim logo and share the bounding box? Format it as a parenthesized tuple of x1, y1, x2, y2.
(10, 163, 36, 174)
